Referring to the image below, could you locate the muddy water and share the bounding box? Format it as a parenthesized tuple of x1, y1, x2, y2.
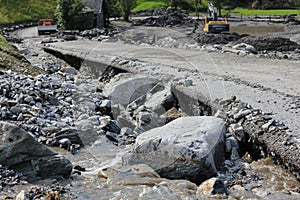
(249, 158, 300, 193)
(230, 24, 285, 35)
(53, 137, 300, 199)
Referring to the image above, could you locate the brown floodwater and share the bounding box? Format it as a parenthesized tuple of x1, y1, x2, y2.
(1, 135, 299, 199)
(230, 24, 285, 35)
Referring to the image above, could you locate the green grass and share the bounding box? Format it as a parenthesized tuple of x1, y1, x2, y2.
(133, 0, 166, 12)
(0, 35, 44, 75)
(0, 0, 56, 25)
(232, 8, 300, 16)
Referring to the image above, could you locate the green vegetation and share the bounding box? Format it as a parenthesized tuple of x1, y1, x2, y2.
(0, 0, 56, 25)
(118, 0, 137, 21)
(133, 0, 166, 12)
(232, 8, 300, 16)
(0, 35, 44, 75)
(55, 0, 94, 30)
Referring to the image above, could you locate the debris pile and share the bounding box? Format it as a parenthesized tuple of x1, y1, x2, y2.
(133, 9, 196, 27)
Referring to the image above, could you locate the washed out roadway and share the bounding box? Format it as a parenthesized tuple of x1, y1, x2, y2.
(14, 26, 298, 134)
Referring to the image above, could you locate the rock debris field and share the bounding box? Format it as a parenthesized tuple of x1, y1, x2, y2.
(0, 10, 300, 199)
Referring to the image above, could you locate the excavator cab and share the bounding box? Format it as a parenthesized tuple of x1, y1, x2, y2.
(203, 2, 229, 33)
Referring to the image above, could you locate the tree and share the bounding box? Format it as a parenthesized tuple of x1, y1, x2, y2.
(55, 0, 85, 29)
(117, 0, 136, 21)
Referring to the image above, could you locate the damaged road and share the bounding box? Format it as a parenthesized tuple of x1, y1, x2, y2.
(2, 21, 300, 199)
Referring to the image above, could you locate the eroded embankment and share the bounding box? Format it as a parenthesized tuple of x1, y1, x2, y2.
(45, 46, 300, 181)
(173, 84, 300, 180)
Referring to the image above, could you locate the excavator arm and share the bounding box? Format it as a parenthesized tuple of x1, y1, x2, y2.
(203, 2, 229, 33)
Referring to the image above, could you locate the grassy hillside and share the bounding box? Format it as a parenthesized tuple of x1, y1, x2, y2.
(0, 35, 44, 75)
(0, 0, 56, 25)
(133, 0, 166, 12)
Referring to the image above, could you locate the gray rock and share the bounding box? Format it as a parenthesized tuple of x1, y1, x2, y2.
(176, 79, 193, 86)
(17, 113, 24, 121)
(16, 190, 29, 200)
(117, 113, 136, 130)
(106, 131, 119, 143)
(123, 116, 225, 184)
(232, 43, 257, 54)
(120, 127, 133, 136)
(225, 139, 232, 153)
(24, 96, 34, 104)
(48, 96, 60, 106)
(60, 67, 78, 75)
(137, 111, 154, 127)
(0, 122, 72, 181)
(87, 115, 100, 126)
(214, 110, 227, 120)
(196, 177, 228, 197)
(99, 116, 121, 134)
(229, 124, 245, 142)
(58, 138, 72, 149)
(233, 109, 251, 120)
(10, 106, 21, 114)
(230, 147, 240, 161)
(262, 120, 275, 131)
(98, 99, 111, 115)
(107, 76, 159, 106)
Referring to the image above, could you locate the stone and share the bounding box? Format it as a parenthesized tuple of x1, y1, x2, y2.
(129, 83, 175, 116)
(58, 138, 72, 149)
(107, 76, 159, 106)
(262, 119, 275, 131)
(232, 43, 257, 54)
(229, 124, 245, 142)
(0, 122, 72, 181)
(120, 127, 133, 136)
(60, 66, 78, 75)
(16, 190, 29, 200)
(137, 111, 154, 127)
(10, 106, 21, 114)
(24, 96, 34, 104)
(225, 136, 239, 153)
(230, 185, 260, 199)
(105, 131, 119, 143)
(196, 178, 228, 197)
(98, 99, 111, 115)
(214, 110, 227, 120)
(99, 116, 121, 134)
(48, 96, 60, 106)
(233, 109, 252, 120)
(122, 116, 225, 184)
(176, 79, 193, 86)
(116, 112, 136, 129)
(231, 147, 240, 161)
(87, 115, 100, 126)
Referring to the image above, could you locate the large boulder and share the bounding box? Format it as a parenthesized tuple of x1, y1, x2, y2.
(106, 75, 159, 106)
(0, 122, 73, 181)
(122, 116, 225, 184)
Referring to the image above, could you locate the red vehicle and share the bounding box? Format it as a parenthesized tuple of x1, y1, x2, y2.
(37, 19, 57, 35)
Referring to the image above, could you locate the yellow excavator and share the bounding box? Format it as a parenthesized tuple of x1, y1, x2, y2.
(203, 2, 229, 33)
